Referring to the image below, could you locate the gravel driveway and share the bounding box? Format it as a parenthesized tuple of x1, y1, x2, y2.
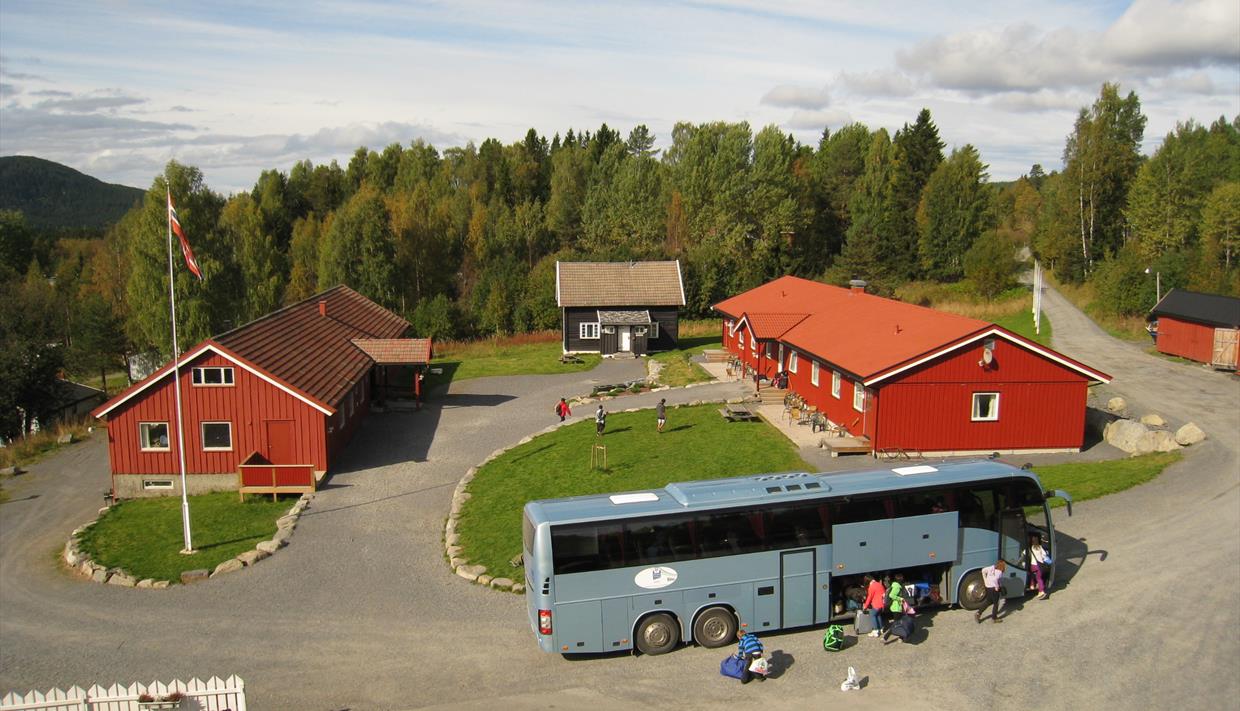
(2, 290, 1237, 710)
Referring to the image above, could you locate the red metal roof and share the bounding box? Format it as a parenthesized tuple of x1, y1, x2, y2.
(738, 312, 811, 339)
(351, 338, 433, 365)
(94, 286, 410, 418)
(715, 276, 999, 379)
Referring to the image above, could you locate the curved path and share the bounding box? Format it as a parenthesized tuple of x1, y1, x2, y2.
(1, 291, 1237, 709)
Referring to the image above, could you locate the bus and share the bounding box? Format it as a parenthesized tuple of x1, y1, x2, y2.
(522, 459, 1072, 655)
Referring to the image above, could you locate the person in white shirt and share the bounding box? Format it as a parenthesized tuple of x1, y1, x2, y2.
(1029, 533, 1051, 600)
(976, 560, 1007, 623)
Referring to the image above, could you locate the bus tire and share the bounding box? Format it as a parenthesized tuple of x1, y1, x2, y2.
(957, 570, 989, 611)
(635, 613, 680, 655)
(692, 607, 737, 648)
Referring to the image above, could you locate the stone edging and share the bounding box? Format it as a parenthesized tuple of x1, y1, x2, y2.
(444, 394, 739, 593)
(63, 493, 313, 588)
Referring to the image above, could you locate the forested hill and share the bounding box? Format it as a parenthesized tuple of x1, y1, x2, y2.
(0, 156, 144, 230)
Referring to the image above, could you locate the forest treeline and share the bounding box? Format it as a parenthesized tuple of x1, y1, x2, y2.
(1, 82, 1238, 438)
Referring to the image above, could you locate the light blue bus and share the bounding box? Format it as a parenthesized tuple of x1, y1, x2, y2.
(522, 459, 1071, 654)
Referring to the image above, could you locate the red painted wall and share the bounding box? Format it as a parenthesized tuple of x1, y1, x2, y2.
(105, 352, 330, 476)
(782, 349, 873, 439)
(1155, 316, 1216, 363)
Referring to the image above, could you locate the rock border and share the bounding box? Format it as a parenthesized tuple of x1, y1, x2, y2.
(63, 492, 313, 588)
(444, 395, 744, 593)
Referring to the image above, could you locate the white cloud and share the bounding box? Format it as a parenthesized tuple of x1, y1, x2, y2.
(988, 89, 1093, 113)
(1103, 0, 1240, 67)
(784, 108, 853, 131)
(835, 69, 915, 97)
(760, 84, 831, 109)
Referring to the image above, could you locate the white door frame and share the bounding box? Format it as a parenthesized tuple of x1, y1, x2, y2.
(618, 326, 632, 352)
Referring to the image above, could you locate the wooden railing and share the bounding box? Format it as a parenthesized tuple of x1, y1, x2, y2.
(237, 452, 316, 501)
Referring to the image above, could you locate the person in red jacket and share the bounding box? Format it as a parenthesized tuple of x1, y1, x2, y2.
(554, 398, 571, 422)
(862, 573, 886, 638)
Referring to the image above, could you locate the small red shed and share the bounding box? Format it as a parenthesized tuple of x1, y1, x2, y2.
(714, 276, 1111, 456)
(1148, 288, 1240, 370)
(92, 286, 432, 498)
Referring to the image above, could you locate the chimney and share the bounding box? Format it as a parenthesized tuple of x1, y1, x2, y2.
(849, 279, 867, 294)
(318, 300, 327, 317)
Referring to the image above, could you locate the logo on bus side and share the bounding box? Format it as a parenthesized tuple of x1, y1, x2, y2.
(634, 566, 678, 589)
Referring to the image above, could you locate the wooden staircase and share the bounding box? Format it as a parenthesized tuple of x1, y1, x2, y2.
(757, 386, 787, 405)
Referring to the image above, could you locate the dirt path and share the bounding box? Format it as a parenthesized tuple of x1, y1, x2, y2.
(1, 292, 1237, 709)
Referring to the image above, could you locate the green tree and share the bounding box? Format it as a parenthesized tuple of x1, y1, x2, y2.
(0, 209, 33, 278)
(286, 213, 325, 304)
(411, 293, 460, 341)
(318, 186, 398, 308)
(964, 230, 1019, 298)
(0, 268, 65, 438)
(67, 292, 127, 395)
(888, 109, 945, 279)
(832, 129, 898, 293)
(810, 123, 871, 268)
(1194, 181, 1240, 293)
(546, 144, 590, 249)
(917, 145, 991, 280)
(626, 124, 657, 157)
(220, 193, 284, 320)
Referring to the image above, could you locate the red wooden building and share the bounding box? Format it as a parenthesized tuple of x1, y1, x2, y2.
(92, 286, 432, 498)
(1148, 288, 1240, 369)
(714, 276, 1110, 456)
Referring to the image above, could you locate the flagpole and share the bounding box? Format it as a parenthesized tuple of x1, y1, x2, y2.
(166, 182, 194, 554)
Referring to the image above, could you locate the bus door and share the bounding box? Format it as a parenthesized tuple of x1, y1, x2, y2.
(997, 509, 1029, 596)
(780, 549, 816, 628)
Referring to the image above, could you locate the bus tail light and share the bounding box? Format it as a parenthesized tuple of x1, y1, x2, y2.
(538, 609, 553, 635)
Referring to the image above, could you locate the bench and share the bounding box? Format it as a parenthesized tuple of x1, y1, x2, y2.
(719, 404, 759, 422)
(560, 353, 583, 364)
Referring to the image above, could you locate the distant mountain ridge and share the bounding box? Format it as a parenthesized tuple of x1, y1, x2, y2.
(0, 156, 144, 231)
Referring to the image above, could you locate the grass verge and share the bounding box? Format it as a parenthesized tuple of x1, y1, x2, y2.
(456, 403, 812, 575)
(0, 420, 94, 471)
(426, 334, 600, 389)
(77, 492, 291, 582)
(651, 333, 721, 387)
(1034, 451, 1182, 508)
(993, 308, 1053, 347)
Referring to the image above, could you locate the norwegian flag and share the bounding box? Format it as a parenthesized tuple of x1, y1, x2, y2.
(168, 193, 202, 279)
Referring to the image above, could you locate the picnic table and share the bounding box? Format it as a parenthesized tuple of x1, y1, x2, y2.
(560, 353, 583, 364)
(719, 403, 759, 422)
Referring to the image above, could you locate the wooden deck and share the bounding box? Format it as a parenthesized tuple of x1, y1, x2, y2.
(821, 435, 873, 457)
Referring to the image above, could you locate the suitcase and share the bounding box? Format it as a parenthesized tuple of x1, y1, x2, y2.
(888, 614, 915, 641)
(855, 609, 875, 635)
(720, 654, 747, 680)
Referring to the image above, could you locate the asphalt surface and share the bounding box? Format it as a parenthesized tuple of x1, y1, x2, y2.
(1, 288, 1237, 710)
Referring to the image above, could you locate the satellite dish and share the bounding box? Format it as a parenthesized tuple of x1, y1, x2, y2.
(982, 349, 994, 365)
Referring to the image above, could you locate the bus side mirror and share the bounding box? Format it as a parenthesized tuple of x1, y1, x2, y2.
(1045, 489, 1073, 517)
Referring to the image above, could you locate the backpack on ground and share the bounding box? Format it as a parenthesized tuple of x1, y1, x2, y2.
(720, 654, 747, 680)
(888, 614, 915, 642)
(823, 624, 846, 652)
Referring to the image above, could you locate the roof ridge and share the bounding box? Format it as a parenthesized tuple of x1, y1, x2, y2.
(212, 284, 354, 341)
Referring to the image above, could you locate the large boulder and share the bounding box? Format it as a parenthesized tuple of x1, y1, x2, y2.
(256, 539, 283, 554)
(1139, 414, 1167, 427)
(1175, 422, 1206, 446)
(212, 559, 244, 577)
(1106, 396, 1128, 413)
(108, 572, 137, 587)
(180, 568, 209, 585)
(1149, 430, 1181, 453)
(1104, 419, 1151, 453)
(237, 549, 270, 566)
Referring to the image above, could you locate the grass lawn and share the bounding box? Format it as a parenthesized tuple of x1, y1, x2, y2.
(1034, 451, 1182, 508)
(426, 339, 600, 389)
(77, 492, 291, 582)
(456, 403, 812, 575)
(993, 308, 1053, 347)
(651, 333, 721, 387)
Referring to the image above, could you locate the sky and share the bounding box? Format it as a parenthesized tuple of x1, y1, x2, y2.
(1, 0, 1237, 193)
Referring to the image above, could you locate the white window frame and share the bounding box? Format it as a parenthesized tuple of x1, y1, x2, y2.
(750, 332, 757, 354)
(649, 322, 659, 339)
(580, 322, 600, 340)
(738, 331, 745, 349)
(832, 370, 841, 398)
(142, 479, 174, 491)
(811, 361, 819, 387)
(852, 382, 866, 412)
(139, 422, 169, 451)
(971, 392, 1000, 422)
(788, 350, 798, 374)
(191, 366, 234, 387)
(200, 421, 233, 451)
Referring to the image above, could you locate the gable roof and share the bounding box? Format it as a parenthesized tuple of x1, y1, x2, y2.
(556, 261, 686, 307)
(733, 312, 811, 340)
(1150, 288, 1240, 329)
(351, 338, 433, 365)
(93, 286, 410, 419)
(715, 275, 1109, 383)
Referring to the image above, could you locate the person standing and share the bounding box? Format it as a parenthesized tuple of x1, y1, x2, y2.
(555, 398, 571, 422)
(1029, 533, 1051, 600)
(882, 572, 906, 641)
(862, 573, 886, 638)
(656, 399, 667, 433)
(736, 629, 765, 684)
(595, 405, 607, 436)
(976, 560, 1007, 623)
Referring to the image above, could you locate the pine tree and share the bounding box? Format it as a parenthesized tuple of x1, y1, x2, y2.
(917, 145, 991, 280)
(888, 109, 944, 279)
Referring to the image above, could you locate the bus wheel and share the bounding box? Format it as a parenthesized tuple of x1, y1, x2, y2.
(958, 571, 989, 611)
(693, 607, 737, 648)
(636, 613, 680, 655)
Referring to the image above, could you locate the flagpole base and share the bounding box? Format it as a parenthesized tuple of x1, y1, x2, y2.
(179, 549, 196, 555)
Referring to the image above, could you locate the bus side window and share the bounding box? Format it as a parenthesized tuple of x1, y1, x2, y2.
(833, 496, 888, 526)
(960, 486, 998, 531)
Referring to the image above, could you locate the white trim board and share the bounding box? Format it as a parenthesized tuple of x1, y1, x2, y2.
(94, 343, 334, 418)
(864, 327, 1110, 387)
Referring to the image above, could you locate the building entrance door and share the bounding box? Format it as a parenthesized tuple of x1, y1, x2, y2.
(618, 327, 631, 352)
(264, 420, 295, 464)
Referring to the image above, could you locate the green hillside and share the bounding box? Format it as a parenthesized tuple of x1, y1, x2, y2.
(0, 156, 144, 230)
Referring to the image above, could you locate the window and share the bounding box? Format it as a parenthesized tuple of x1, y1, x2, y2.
(192, 367, 234, 386)
(852, 382, 866, 412)
(811, 361, 820, 386)
(143, 479, 174, 491)
(580, 322, 600, 340)
(201, 422, 232, 451)
(139, 422, 169, 451)
(832, 370, 841, 398)
(750, 332, 757, 354)
(738, 331, 745, 349)
(649, 322, 659, 339)
(972, 392, 1000, 421)
(788, 350, 798, 374)
(602, 325, 616, 334)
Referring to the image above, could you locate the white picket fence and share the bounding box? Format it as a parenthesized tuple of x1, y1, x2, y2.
(0, 676, 245, 711)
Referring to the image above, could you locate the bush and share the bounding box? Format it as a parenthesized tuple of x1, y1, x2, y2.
(1092, 247, 1153, 317)
(964, 231, 1020, 298)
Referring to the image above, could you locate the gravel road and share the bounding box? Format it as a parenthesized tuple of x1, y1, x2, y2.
(2, 289, 1237, 710)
